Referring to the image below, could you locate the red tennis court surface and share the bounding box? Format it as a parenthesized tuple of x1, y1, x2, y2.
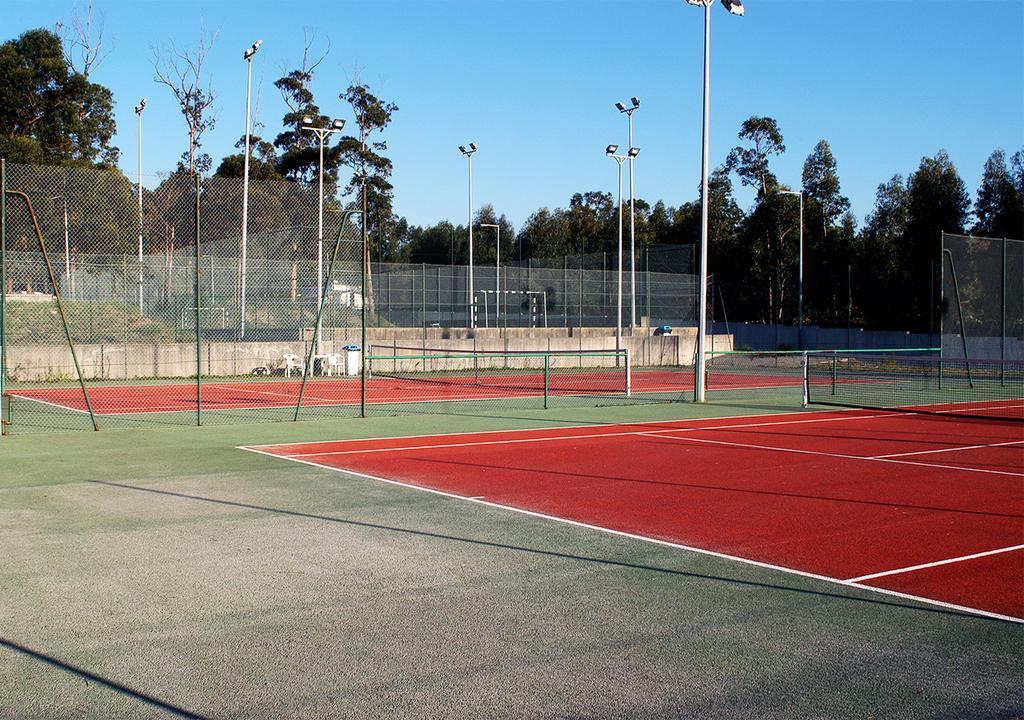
(247, 409, 1024, 622)
(9, 369, 792, 415)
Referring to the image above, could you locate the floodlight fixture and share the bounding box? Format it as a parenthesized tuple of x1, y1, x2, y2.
(615, 101, 627, 112)
(460, 143, 478, 157)
(469, 142, 478, 151)
(606, 144, 619, 156)
(302, 115, 314, 126)
(135, 97, 147, 114)
(331, 118, 345, 130)
(244, 39, 263, 60)
(630, 97, 640, 108)
(722, 0, 744, 16)
(628, 147, 641, 158)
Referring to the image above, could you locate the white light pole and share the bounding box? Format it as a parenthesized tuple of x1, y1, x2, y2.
(607, 145, 639, 359)
(779, 189, 804, 348)
(459, 143, 478, 327)
(239, 38, 262, 340)
(46, 195, 71, 293)
(615, 97, 641, 333)
(687, 0, 744, 402)
(481, 223, 500, 326)
(135, 97, 146, 314)
(301, 115, 346, 358)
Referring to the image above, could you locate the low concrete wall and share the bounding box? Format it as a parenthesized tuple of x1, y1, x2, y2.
(6, 327, 730, 381)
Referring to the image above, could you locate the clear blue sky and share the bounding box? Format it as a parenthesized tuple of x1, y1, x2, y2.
(6, 0, 1024, 231)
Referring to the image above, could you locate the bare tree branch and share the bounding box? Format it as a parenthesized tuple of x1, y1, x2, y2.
(151, 28, 219, 175)
(57, 0, 111, 78)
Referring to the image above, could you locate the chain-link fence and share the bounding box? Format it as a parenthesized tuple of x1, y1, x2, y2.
(941, 233, 1024, 362)
(1, 161, 709, 434)
(369, 256, 701, 331)
(1, 161, 364, 433)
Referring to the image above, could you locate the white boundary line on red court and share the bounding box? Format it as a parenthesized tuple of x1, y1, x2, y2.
(237, 443, 1024, 625)
(869, 439, 1024, 459)
(641, 431, 1024, 478)
(243, 405, 870, 451)
(844, 544, 1024, 584)
(276, 410, 893, 457)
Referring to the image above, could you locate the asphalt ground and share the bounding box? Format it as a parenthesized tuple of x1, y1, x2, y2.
(1, 400, 1021, 719)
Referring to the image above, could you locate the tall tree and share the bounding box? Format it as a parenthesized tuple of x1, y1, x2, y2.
(802, 140, 851, 324)
(337, 81, 398, 315)
(905, 150, 969, 330)
(973, 148, 1024, 239)
(725, 117, 793, 325)
(725, 116, 785, 199)
(857, 174, 909, 330)
(152, 30, 217, 176)
(0, 28, 118, 166)
(273, 31, 337, 184)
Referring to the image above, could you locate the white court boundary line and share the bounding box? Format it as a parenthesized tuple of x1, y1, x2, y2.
(870, 439, 1024, 459)
(641, 432, 1024, 478)
(6, 393, 93, 416)
(283, 410, 896, 458)
(245, 406, 872, 450)
(845, 544, 1024, 584)
(238, 443, 1024, 624)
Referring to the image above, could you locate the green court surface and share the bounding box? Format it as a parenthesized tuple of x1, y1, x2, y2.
(1, 398, 1021, 719)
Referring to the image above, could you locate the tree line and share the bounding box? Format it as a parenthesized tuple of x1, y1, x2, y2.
(1, 24, 1022, 333)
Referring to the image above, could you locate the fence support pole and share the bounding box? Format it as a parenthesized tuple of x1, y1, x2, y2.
(942, 248, 973, 387)
(1001, 237, 1006, 386)
(296, 211, 359, 421)
(543, 353, 549, 410)
(194, 174, 202, 426)
(4, 189, 98, 431)
(0, 159, 6, 416)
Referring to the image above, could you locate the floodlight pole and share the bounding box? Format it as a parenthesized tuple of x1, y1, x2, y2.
(482, 223, 500, 325)
(239, 39, 262, 340)
(688, 0, 742, 401)
(302, 118, 345, 358)
(608, 152, 627, 359)
(62, 197, 69, 293)
(468, 153, 473, 327)
(135, 98, 146, 314)
(460, 144, 478, 327)
(617, 98, 641, 334)
(780, 189, 804, 348)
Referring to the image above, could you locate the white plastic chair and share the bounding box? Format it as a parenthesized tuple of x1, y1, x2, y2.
(283, 353, 305, 377)
(324, 353, 341, 376)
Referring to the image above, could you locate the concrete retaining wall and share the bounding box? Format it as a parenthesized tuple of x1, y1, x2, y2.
(7, 326, 730, 381)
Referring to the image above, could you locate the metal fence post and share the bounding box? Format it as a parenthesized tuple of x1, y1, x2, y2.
(194, 173, 202, 427)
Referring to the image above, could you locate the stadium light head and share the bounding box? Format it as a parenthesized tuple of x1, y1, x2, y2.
(331, 118, 345, 130)
(469, 142, 478, 151)
(722, 0, 744, 15)
(244, 39, 263, 60)
(686, 0, 705, 6)
(630, 97, 641, 108)
(628, 147, 641, 158)
(606, 144, 618, 155)
(615, 101, 627, 112)
(301, 115, 314, 127)
(135, 97, 147, 114)
(460, 143, 477, 156)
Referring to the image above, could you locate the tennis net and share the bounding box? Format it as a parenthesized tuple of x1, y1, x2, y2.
(364, 347, 631, 412)
(804, 351, 1023, 422)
